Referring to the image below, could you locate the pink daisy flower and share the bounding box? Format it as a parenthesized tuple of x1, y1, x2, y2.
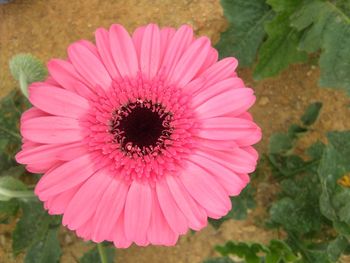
(16, 24, 261, 248)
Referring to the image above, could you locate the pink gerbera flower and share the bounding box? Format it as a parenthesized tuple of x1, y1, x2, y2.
(16, 24, 261, 248)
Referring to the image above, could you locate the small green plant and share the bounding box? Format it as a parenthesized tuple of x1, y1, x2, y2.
(217, 0, 350, 94)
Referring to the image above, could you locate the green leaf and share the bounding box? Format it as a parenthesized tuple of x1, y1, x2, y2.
(269, 133, 293, 154)
(203, 257, 235, 263)
(265, 240, 298, 263)
(24, 228, 61, 263)
(318, 132, 350, 237)
(291, 1, 350, 94)
(212, 240, 298, 263)
(300, 102, 322, 126)
(79, 245, 115, 263)
(253, 0, 307, 80)
(216, 241, 267, 263)
(209, 185, 255, 229)
(0, 90, 30, 171)
(327, 235, 349, 262)
(0, 199, 20, 223)
(216, 0, 273, 66)
(12, 201, 61, 256)
(269, 172, 324, 235)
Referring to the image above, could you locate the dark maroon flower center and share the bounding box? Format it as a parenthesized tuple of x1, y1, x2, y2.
(110, 100, 173, 156)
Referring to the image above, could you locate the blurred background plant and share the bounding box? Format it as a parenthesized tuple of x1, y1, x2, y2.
(0, 0, 349, 262)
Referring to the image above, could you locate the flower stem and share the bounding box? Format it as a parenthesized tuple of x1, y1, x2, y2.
(0, 187, 36, 199)
(19, 70, 28, 98)
(97, 243, 108, 263)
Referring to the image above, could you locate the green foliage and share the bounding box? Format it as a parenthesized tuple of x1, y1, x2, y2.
(268, 102, 322, 177)
(209, 185, 256, 229)
(253, 0, 307, 80)
(318, 132, 350, 237)
(24, 228, 61, 263)
(300, 102, 322, 126)
(12, 200, 61, 261)
(218, 0, 350, 93)
(291, 1, 350, 94)
(79, 244, 115, 263)
(206, 240, 298, 263)
(216, 0, 273, 66)
(0, 90, 30, 171)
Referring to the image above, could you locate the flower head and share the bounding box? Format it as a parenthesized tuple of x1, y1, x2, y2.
(16, 24, 261, 247)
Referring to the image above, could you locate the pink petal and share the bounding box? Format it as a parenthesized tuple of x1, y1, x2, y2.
(147, 189, 178, 246)
(179, 161, 231, 219)
(21, 116, 84, 144)
(16, 141, 86, 164)
(35, 154, 99, 200)
(113, 210, 132, 248)
(192, 78, 245, 107)
(196, 88, 255, 119)
(195, 47, 218, 78)
(124, 180, 152, 246)
(68, 42, 112, 89)
(63, 168, 114, 230)
(109, 24, 139, 78)
(166, 175, 207, 230)
(92, 177, 128, 242)
(156, 178, 188, 235)
(47, 59, 91, 91)
(29, 84, 90, 118)
(186, 57, 238, 94)
(161, 25, 193, 78)
(46, 184, 82, 215)
(168, 37, 210, 87)
(188, 154, 248, 196)
(197, 148, 257, 174)
(236, 128, 262, 146)
(76, 218, 94, 241)
(78, 39, 99, 57)
(140, 24, 161, 79)
(197, 117, 260, 141)
(95, 28, 121, 79)
(21, 107, 48, 122)
(195, 137, 238, 151)
(26, 160, 63, 174)
(159, 27, 176, 64)
(132, 25, 146, 60)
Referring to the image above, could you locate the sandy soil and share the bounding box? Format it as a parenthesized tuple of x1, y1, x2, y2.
(1, 0, 350, 263)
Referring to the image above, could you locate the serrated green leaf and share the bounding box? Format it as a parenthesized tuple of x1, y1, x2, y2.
(253, 0, 307, 80)
(0, 90, 30, 171)
(300, 102, 322, 126)
(318, 132, 350, 237)
(269, 172, 324, 235)
(12, 201, 61, 256)
(216, 0, 273, 66)
(79, 245, 115, 263)
(24, 228, 61, 263)
(291, 1, 350, 94)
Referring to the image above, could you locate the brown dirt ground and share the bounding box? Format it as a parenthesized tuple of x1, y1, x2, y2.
(1, 0, 350, 263)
